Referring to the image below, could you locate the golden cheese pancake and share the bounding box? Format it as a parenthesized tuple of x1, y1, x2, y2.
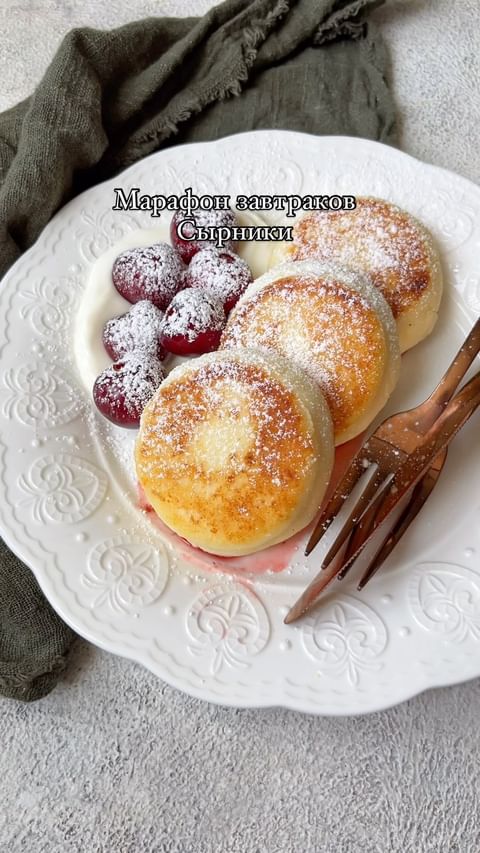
(221, 261, 401, 445)
(135, 348, 334, 556)
(271, 197, 442, 352)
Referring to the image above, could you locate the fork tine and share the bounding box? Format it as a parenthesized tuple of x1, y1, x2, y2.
(318, 466, 386, 569)
(285, 474, 398, 624)
(337, 483, 388, 579)
(304, 452, 371, 557)
(285, 466, 389, 625)
(283, 549, 347, 625)
(357, 451, 447, 589)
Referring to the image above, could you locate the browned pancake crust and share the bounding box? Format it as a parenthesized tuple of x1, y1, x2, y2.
(135, 359, 317, 548)
(221, 275, 387, 437)
(287, 198, 435, 319)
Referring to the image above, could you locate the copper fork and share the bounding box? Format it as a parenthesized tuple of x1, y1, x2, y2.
(285, 368, 480, 623)
(285, 318, 480, 624)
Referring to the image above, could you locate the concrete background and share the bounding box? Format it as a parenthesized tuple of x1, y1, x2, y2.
(1, 2, 480, 851)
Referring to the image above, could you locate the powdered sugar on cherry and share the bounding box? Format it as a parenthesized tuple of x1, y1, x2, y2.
(93, 208, 252, 427)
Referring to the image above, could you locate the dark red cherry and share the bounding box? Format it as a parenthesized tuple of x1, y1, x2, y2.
(93, 353, 165, 428)
(102, 300, 166, 361)
(184, 248, 252, 313)
(170, 209, 236, 263)
(112, 243, 184, 310)
(160, 288, 226, 355)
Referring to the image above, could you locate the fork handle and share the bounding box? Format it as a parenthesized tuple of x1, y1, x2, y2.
(424, 317, 480, 418)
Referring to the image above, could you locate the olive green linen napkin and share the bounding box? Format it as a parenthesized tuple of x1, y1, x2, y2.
(0, 0, 395, 701)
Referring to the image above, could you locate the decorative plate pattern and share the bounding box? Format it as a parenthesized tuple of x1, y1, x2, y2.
(3, 363, 82, 427)
(302, 595, 388, 687)
(83, 537, 169, 614)
(0, 132, 479, 715)
(186, 583, 270, 675)
(408, 563, 480, 643)
(17, 454, 108, 524)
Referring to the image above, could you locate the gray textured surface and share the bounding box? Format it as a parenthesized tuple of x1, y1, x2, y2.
(1, 1, 480, 851)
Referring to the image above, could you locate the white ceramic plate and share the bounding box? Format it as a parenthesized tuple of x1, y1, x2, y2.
(1, 131, 479, 715)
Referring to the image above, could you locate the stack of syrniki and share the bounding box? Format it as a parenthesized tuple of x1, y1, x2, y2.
(221, 261, 401, 445)
(271, 197, 443, 352)
(136, 197, 442, 556)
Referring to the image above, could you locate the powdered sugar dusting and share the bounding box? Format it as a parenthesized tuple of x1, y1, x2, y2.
(288, 197, 440, 318)
(162, 289, 226, 342)
(136, 351, 325, 554)
(171, 209, 236, 260)
(178, 208, 235, 230)
(221, 272, 387, 436)
(94, 353, 165, 424)
(186, 248, 252, 308)
(103, 300, 165, 360)
(143, 358, 314, 476)
(112, 242, 184, 309)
